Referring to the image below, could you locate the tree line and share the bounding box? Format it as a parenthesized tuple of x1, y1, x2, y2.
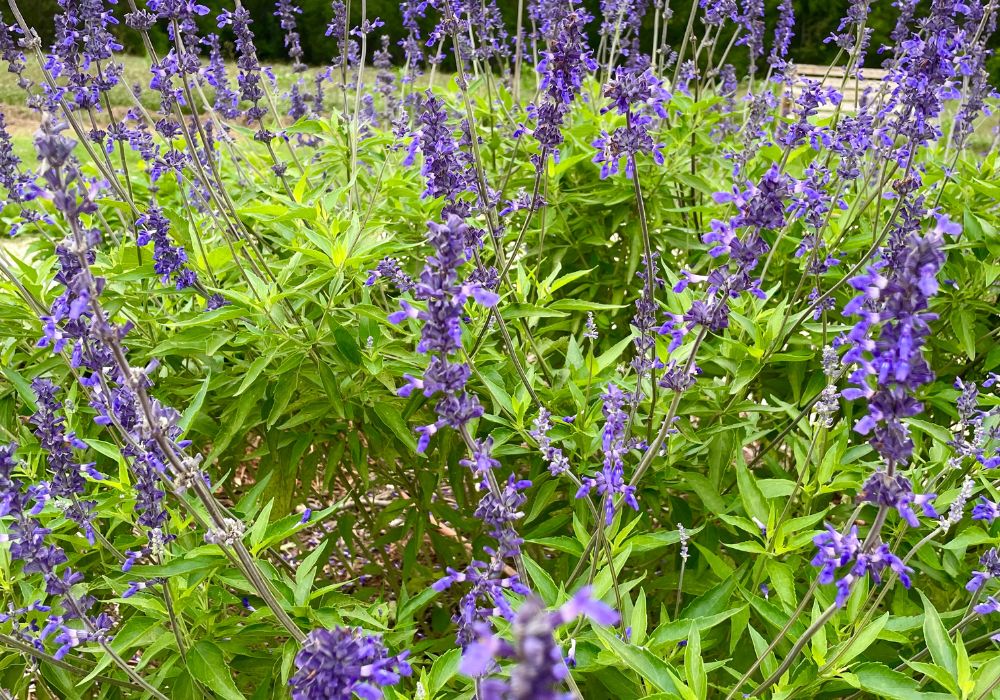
(14, 0, 1000, 80)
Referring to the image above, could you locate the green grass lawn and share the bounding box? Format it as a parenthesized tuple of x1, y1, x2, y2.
(0, 53, 328, 136)
(3, 53, 328, 107)
(0, 51, 462, 142)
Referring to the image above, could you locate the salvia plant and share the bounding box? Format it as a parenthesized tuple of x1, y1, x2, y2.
(0, 0, 999, 698)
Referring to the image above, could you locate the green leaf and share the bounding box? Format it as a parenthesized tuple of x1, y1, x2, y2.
(188, 641, 247, 700)
(631, 589, 648, 645)
(951, 309, 977, 360)
(903, 660, 960, 696)
(248, 499, 274, 549)
(334, 327, 363, 364)
(723, 541, 767, 554)
(675, 172, 715, 194)
(920, 592, 957, 678)
(500, 303, 569, 320)
(179, 373, 212, 431)
(428, 648, 461, 692)
(111, 616, 161, 655)
(684, 625, 707, 700)
(207, 381, 265, 463)
(735, 455, 768, 524)
(954, 630, 972, 695)
(593, 625, 680, 695)
(129, 554, 225, 578)
(548, 299, 625, 312)
(84, 438, 123, 462)
(267, 367, 299, 429)
(681, 572, 738, 620)
(682, 474, 726, 514)
(526, 536, 583, 557)
(479, 372, 515, 416)
(692, 543, 735, 578)
(650, 608, 744, 646)
(853, 662, 929, 700)
(236, 472, 274, 516)
(372, 403, 418, 452)
(38, 665, 84, 700)
(548, 267, 595, 293)
(257, 502, 344, 551)
(80, 616, 161, 684)
(235, 353, 272, 396)
(907, 419, 953, 446)
(972, 654, 1000, 699)
(942, 526, 995, 550)
(748, 625, 776, 679)
(832, 612, 889, 667)
(523, 554, 558, 606)
(748, 596, 807, 639)
(594, 334, 635, 373)
(1, 366, 37, 412)
(397, 586, 438, 626)
(627, 526, 704, 553)
(296, 541, 329, 605)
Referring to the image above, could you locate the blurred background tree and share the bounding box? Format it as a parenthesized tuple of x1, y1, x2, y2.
(16, 0, 1000, 80)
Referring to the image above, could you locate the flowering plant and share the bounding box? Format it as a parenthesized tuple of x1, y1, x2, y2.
(1, 0, 1000, 698)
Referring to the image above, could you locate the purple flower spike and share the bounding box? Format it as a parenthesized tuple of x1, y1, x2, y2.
(768, 0, 795, 77)
(974, 597, 1000, 616)
(555, 587, 620, 626)
(30, 378, 99, 544)
(967, 549, 1000, 593)
(530, 408, 571, 476)
(861, 472, 936, 528)
(290, 627, 411, 700)
(592, 67, 670, 179)
(577, 384, 640, 523)
(461, 590, 617, 697)
(841, 214, 958, 465)
(392, 215, 498, 451)
(973, 497, 1000, 523)
(136, 204, 197, 289)
(530, 10, 597, 163)
(274, 0, 305, 71)
(217, 6, 273, 142)
(404, 93, 472, 201)
(812, 524, 861, 587)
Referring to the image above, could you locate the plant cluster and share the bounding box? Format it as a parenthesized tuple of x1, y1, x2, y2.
(1, 0, 1000, 698)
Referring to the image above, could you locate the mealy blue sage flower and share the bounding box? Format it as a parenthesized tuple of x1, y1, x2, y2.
(966, 548, 1000, 592)
(530, 9, 596, 163)
(768, 0, 795, 77)
(592, 67, 670, 178)
(811, 524, 912, 608)
(390, 215, 497, 452)
(460, 588, 618, 699)
(859, 472, 937, 528)
(0, 442, 113, 660)
(289, 627, 411, 700)
(202, 33, 242, 119)
(218, 6, 271, 140)
(136, 204, 197, 289)
(530, 408, 571, 476)
(973, 497, 999, 523)
(576, 384, 640, 524)
(403, 93, 472, 202)
(30, 378, 102, 544)
(841, 214, 960, 465)
(274, 0, 305, 71)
